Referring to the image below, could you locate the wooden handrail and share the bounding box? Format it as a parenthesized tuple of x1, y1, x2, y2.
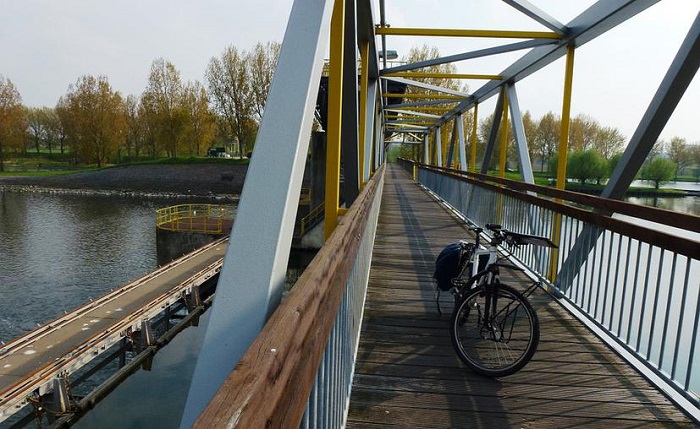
(193, 165, 384, 428)
(400, 159, 700, 234)
(408, 161, 699, 258)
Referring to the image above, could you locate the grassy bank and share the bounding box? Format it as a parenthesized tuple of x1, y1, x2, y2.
(0, 155, 248, 177)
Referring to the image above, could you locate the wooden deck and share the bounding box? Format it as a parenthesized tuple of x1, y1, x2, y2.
(346, 164, 695, 428)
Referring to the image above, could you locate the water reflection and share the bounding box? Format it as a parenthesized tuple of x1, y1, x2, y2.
(626, 195, 699, 216)
(0, 193, 161, 342)
(0, 191, 314, 428)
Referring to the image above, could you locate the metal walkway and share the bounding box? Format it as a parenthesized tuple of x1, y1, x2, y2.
(0, 239, 227, 422)
(346, 164, 694, 427)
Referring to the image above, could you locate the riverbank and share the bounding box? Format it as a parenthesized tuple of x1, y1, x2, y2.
(0, 164, 247, 200)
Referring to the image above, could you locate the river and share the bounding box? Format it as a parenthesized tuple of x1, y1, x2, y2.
(0, 191, 314, 428)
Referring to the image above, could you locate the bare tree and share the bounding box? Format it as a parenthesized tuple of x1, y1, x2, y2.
(124, 94, 144, 159)
(206, 45, 254, 158)
(248, 42, 281, 120)
(593, 126, 625, 159)
(26, 107, 46, 155)
(141, 58, 187, 158)
(182, 81, 216, 156)
(667, 136, 689, 179)
(533, 112, 560, 172)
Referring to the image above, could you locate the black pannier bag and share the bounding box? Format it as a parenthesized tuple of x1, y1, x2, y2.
(433, 241, 489, 291)
(433, 242, 466, 291)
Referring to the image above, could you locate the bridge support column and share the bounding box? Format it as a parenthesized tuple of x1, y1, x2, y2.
(470, 103, 478, 172)
(52, 376, 71, 413)
(548, 44, 575, 281)
(480, 88, 505, 173)
(506, 83, 534, 184)
(140, 320, 155, 349)
(435, 126, 442, 167)
(456, 113, 467, 171)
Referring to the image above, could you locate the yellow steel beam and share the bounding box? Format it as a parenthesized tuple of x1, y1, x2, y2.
(548, 44, 576, 282)
(384, 72, 502, 80)
(376, 27, 561, 39)
(324, 0, 344, 240)
(359, 40, 369, 187)
(384, 93, 467, 100)
(470, 102, 478, 172)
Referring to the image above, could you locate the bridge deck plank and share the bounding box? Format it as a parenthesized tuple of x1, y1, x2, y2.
(346, 164, 694, 428)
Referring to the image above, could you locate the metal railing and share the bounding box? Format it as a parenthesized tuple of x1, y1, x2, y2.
(400, 158, 700, 418)
(193, 165, 385, 428)
(297, 202, 325, 238)
(155, 204, 235, 234)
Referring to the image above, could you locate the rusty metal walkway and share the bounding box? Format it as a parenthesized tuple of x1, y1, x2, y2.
(346, 164, 694, 428)
(0, 238, 227, 422)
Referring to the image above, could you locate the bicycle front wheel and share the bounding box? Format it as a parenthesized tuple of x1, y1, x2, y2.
(450, 283, 539, 377)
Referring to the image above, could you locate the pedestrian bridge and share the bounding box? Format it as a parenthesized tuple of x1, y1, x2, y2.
(2, 0, 699, 427)
(181, 1, 699, 427)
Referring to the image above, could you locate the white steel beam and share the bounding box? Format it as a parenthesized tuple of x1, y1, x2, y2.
(435, 127, 443, 167)
(456, 113, 467, 171)
(382, 76, 471, 98)
(502, 0, 568, 35)
(179, 1, 333, 426)
(506, 83, 535, 184)
(480, 88, 505, 173)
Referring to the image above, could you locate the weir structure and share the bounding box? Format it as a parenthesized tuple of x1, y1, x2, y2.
(181, 1, 699, 427)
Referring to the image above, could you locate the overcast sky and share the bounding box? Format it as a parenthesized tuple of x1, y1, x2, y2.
(1, 1, 698, 143)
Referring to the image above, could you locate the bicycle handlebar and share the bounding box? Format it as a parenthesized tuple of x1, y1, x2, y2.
(470, 223, 558, 249)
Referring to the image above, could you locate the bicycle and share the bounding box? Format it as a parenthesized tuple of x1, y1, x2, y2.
(437, 223, 557, 377)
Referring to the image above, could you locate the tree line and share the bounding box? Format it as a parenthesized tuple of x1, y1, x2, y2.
(0, 42, 280, 171)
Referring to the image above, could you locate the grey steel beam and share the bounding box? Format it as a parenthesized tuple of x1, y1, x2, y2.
(603, 11, 700, 200)
(356, 0, 379, 79)
(388, 99, 461, 109)
(506, 82, 535, 184)
(341, 0, 360, 204)
(382, 39, 555, 74)
(503, 0, 568, 35)
(178, 0, 333, 426)
(386, 118, 436, 123)
(382, 76, 471, 98)
(388, 128, 429, 133)
(375, 110, 383, 170)
(446, 119, 458, 167)
(480, 88, 505, 173)
(384, 108, 441, 118)
(456, 113, 467, 171)
(435, 127, 443, 166)
(363, 79, 378, 183)
(423, 133, 430, 164)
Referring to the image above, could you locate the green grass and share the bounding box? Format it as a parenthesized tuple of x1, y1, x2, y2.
(0, 155, 249, 177)
(117, 156, 249, 167)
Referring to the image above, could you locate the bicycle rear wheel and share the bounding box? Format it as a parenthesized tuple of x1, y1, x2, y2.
(450, 283, 539, 377)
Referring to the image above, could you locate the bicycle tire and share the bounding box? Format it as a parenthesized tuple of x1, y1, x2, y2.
(450, 283, 539, 377)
